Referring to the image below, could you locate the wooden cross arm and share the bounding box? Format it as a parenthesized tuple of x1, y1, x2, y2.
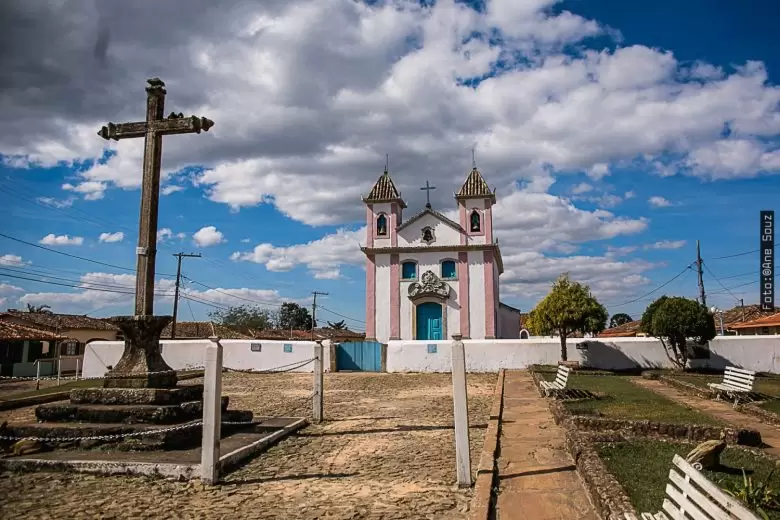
(97, 116, 214, 141)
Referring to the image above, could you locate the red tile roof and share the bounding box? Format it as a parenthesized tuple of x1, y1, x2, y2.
(0, 321, 67, 341)
(160, 321, 253, 340)
(364, 170, 406, 206)
(2, 310, 119, 331)
(730, 312, 780, 330)
(599, 320, 644, 338)
(456, 167, 496, 202)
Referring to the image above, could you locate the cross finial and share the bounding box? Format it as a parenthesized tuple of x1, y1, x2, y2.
(472, 146, 477, 169)
(384, 153, 389, 174)
(420, 180, 436, 209)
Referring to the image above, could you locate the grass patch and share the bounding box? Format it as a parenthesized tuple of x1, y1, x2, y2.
(598, 439, 780, 518)
(559, 375, 723, 425)
(759, 400, 780, 415)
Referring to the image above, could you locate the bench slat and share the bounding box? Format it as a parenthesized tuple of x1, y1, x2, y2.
(671, 455, 758, 518)
(661, 498, 687, 520)
(665, 484, 712, 520)
(724, 367, 756, 377)
(724, 373, 755, 386)
(721, 381, 753, 392)
(654, 513, 670, 520)
(668, 470, 735, 520)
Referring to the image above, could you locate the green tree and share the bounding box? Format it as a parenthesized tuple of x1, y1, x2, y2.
(528, 274, 608, 361)
(26, 304, 52, 313)
(278, 302, 313, 330)
(208, 305, 277, 332)
(640, 296, 716, 370)
(327, 320, 347, 330)
(609, 313, 633, 329)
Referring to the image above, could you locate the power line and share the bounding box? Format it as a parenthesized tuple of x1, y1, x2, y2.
(702, 262, 739, 303)
(181, 275, 282, 309)
(171, 254, 201, 339)
(0, 232, 177, 277)
(610, 262, 696, 308)
(318, 305, 366, 324)
(710, 243, 777, 261)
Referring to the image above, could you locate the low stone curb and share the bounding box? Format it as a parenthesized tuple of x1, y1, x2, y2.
(656, 375, 711, 399)
(563, 429, 638, 520)
(468, 369, 505, 520)
(0, 392, 70, 411)
(737, 402, 780, 427)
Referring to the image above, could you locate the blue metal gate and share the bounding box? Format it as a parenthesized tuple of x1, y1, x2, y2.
(336, 341, 382, 372)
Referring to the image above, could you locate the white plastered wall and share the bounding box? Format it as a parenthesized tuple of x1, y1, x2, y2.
(467, 250, 486, 339)
(375, 253, 391, 343)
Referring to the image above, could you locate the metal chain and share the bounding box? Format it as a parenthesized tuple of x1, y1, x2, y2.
(0, 365, 205, 382)
(0, 418, 262, 443)
(224, 358, 315, 374)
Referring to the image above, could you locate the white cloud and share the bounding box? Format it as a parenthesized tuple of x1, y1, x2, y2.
(98, 231, 125, 243)
(570, 182, 593, 194)
(0, 254, 28, 266)
(162, 185, 186, 196)
(645, 239, 687, 250)
(0, 283, 23, 293)
(648, 196, 673, 208)
(685, 139, 780, 180)
(39, 234, 84, 246)
(240, 238, 251, 243)
(62, 181, 108, 201)
(37, 196, 75, 208)
(232, 228, 364, 279)
(193, 226, 226, 247)
(624, 191, 636, 199)
(158, 228, 186, 243)
(18, 271, 292, 313)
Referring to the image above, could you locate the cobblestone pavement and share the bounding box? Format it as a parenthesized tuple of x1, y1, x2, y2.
(0, 372, 496, 519)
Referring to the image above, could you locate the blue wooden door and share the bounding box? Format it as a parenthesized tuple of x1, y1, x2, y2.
(336, 341, 382, 371)
(416, 302, 443, 340)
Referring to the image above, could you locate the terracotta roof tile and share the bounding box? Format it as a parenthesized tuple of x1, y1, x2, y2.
(456, 167, 495, 201)
(365, 171, 406, 206)
(598, 320, 644, 338)
(2, 310, 119, 331)
(729, 311, 780, 329)
(0, 321, 67, 341)
(160, 321, 253, 340)
(248, 328, 365, 341)
(719, 305, 778, 329)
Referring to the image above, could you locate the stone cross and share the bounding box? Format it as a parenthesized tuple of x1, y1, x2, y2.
(420, 180, 436, 209)
(97, 78, 214, 317)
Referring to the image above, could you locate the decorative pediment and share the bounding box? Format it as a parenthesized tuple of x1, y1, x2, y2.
(408, 270, 450, 300)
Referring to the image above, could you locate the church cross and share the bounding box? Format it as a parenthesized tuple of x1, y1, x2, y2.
(420, 180, 436, 209)
(97, 78, 214, 316)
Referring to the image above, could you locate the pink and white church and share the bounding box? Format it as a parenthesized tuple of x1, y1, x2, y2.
(362, 165, 521, 342)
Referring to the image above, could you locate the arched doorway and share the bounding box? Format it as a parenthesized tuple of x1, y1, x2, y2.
(416, 302, 443, 340)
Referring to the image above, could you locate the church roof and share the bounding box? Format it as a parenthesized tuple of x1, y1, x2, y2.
(364, 170, 407, 207)
(397, 207, 465, 234)
(456, 167, 495, 202)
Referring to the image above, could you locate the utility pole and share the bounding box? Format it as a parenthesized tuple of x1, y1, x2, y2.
(696, 240, 707, 308)
(172, 252, 201, 339)
(311, 291, 329, 339)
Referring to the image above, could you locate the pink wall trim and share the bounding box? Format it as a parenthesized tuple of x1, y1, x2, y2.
(458, 204, 467, 245)
(390, 254, 400, 339)
(484, 250, 496, 338)
(365, 255, 376, 339)
(366, 205, 374, 247)
(458, 252, 470, 338)
(485, 206, 493, 243)
(390, 203, 398, 247)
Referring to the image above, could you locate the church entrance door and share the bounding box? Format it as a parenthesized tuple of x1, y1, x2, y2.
(416, 302, 443, 340)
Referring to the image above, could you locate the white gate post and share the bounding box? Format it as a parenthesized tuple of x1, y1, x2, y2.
(313, 341, 324, 423)
(56, 357, 61, 386)
(35, 361, 41, 390)
(201, 337, 223, 485)
(451, 334, 472, 487)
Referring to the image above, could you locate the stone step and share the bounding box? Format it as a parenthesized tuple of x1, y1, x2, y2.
(2, 410, 255, 452)
(35, 397, 230, 425)
(70, 385, 204, 405)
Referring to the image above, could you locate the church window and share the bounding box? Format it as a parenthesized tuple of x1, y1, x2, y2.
(376, 214, 388, 236)
(401, 261, 417, 280)
(470, 209, 481, 232)
(441, 260, 456, 279)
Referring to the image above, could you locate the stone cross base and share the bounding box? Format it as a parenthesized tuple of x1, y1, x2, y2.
(104, 315, 177, 389)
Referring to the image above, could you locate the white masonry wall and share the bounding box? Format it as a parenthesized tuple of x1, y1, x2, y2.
(386, 336, 780, 373)
(374, 253, 391, 343)
(397, 212, 462, 247)
(82, 339, 332, 379)
(399, 250, 461, 340)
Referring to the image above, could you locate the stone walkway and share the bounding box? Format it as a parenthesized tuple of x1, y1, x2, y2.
(495, 371, 597, 520)
(631, 377, 780, 456)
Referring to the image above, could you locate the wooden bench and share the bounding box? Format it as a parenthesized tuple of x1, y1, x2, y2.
(707, 366, 756, 407)
(539, 365, 571, 398)
(624, 454, 759, 520)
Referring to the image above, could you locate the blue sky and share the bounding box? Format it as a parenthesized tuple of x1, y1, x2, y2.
(0, 0, 778, 328)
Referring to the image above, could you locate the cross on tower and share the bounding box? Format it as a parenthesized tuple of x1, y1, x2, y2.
(97, 78, 214, 316)
(420, 180, 436, 209)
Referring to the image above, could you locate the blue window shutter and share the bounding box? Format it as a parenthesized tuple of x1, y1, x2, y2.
(402, 262, 416, 279)
(441, 260, 456, 279)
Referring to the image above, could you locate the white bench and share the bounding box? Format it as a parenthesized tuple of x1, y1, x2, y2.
(539, 365, 571, 398)
(707, 366, 756, 407)
(624, 454, 759, 520)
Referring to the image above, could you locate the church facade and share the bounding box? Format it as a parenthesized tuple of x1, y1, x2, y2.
(362, 166, 520, 342)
